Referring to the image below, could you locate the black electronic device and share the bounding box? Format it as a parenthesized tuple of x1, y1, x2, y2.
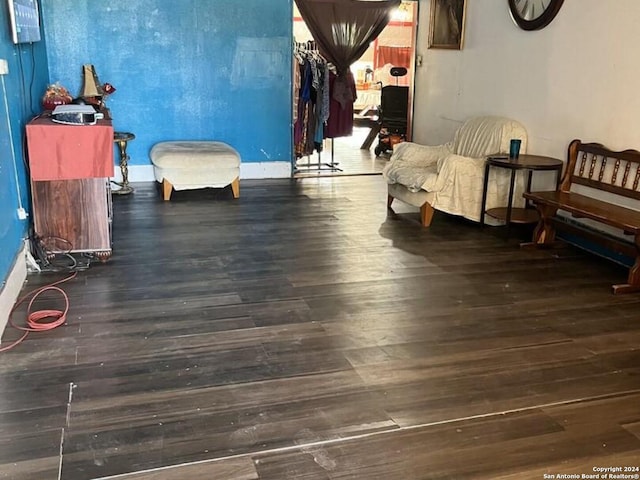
(51, 105, 103, 126)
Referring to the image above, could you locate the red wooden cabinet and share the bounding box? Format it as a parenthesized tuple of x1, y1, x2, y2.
(26, 117, 115, 261)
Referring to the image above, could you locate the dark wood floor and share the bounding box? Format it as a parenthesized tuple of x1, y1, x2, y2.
(1, 176, 639, 480)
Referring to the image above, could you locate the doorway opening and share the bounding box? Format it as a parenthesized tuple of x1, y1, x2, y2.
(292, 1, 418, 177)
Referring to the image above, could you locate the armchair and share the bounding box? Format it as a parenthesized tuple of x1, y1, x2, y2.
(382, 116, 528, 226)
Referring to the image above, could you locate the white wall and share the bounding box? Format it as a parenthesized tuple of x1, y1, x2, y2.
(379, 24, 414, 47)
(413, 0, 640, 160)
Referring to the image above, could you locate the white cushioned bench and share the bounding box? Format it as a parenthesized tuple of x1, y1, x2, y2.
(150, 141, 241, 201)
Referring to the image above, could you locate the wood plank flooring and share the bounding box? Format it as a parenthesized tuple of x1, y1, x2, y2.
(1, 176, 639, 479)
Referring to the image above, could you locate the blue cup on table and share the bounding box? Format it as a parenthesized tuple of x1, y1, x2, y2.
(509, 139, 522, 159)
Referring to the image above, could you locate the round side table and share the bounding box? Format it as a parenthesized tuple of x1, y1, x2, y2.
(480, 154, 564, 239)
(112, 131, 135, 195)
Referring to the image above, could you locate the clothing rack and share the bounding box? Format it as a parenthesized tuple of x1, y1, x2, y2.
(293, 40, 341, 174)
(293, 138, 340, 175)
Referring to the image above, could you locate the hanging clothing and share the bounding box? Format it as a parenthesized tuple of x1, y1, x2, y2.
(293, 47, 330, 158)
(324, 70, 356, 139)
(293, 54, 301, 122)
(295, 0, 399, 142)
(321, 63, 331, 124)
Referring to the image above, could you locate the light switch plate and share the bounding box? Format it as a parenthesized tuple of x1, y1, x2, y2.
(0, 59, 8, 75)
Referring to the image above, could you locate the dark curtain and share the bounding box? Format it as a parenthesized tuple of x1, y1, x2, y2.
(295, 0, 401, 75)
(295, 0, 400, 137)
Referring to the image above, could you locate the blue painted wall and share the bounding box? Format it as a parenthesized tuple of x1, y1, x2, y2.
(0, 2, 49, 287)
(41, 0, 293, 167)
(2, 0, 294, 289)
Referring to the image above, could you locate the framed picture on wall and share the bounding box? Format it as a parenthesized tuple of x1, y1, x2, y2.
(428, 0, 467, 50)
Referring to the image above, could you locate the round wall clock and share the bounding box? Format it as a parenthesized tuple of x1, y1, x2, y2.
(508, 0, 564, 31)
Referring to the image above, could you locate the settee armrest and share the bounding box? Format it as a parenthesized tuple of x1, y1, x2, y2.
(382, 142, 453, 193)
(389, 141, 453, 167)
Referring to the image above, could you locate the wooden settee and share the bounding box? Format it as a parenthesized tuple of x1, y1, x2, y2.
(524, 139, 640, 294)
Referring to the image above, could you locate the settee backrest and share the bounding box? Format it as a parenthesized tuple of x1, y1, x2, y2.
(452, 116, 528, 159)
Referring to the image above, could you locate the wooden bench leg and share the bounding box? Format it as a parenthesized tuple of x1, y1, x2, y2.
(231, 177, 240, 199)
(420, 203, 435, 227)
(162, 179, 173, 201)
(531, 204, 558, 245)
(612, 233, 640, 294)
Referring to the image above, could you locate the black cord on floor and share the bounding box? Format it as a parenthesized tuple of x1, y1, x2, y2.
(31, 234, 93, 273)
